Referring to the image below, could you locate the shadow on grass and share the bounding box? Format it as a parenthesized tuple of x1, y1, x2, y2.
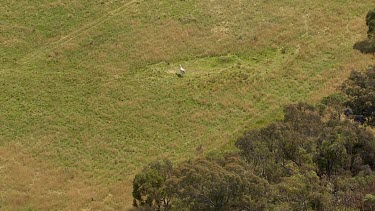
(353, 39, 375, 54)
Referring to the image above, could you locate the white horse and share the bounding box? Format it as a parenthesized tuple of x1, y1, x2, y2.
(179, 64, 186, 75)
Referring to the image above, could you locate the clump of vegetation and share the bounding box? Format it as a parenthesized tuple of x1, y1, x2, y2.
(132, 159, 173, 209)
(342, 65, 375, 126)
(132, 154, 270, 210)
(353, 8, 375, 53)
(367, 9, 375, 40)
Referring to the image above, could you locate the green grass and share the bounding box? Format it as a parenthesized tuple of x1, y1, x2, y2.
(0, 0, 373, 209)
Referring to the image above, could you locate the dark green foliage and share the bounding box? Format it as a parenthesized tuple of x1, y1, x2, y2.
(236, 103, 322, 181)
(316, 120, 375, 176)
(132, 159, 173, 210)
(133, 155, 270, 211)
(273, 170, 333, 210)
(237, 103, 375, 178)
(367, 9, 375, 40)
(364, 194, 375, 210)
(353, 9, 375, 54)
(169, 155, 269, 211)
(353, 40, 375, 54)
(236, 103, 375, 210)
(342, 66, 375, 126)
(320, 93, 347, 120)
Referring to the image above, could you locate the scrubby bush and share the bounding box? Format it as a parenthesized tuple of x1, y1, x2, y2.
(342, 66, 375, 126)
(367, 9, 375, 40)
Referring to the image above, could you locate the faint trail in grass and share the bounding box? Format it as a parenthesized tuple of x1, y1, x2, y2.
(18, 0, 141, 65)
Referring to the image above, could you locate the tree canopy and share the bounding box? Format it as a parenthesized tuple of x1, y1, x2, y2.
(367, 9, 375, 40)
(342, 66, 375, 126)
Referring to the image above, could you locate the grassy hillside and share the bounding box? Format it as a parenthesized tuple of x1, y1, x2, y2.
(0, 0, 373, 209)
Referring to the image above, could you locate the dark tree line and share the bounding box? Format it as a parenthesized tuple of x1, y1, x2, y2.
(132, 155, 269, 210)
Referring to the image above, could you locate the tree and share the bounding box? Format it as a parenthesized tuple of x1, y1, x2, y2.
(364, 194, 375, 210)
(132, 159, 173, 210)
(316, 119, 375, 177)
(236, 103, 322, 182)
(320, 93, 347, 120)
(236, 126, 290, 182)
(235, 101, 375, 209)
(367, 9, 375, 40)
(168, 155, 269, 210)
(342, 66, 375, 126)
(316, 131, 350, 176)
(274, 170, 333, 210)
(353, 9, 375, 54)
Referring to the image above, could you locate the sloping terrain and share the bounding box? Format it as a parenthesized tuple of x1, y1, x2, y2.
(0, 0, 373, 209)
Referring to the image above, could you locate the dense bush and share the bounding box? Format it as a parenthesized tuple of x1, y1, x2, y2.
(132, 159, 173, 209)
(353, 9, 375, 54)
(236, 103, 375, 210)
(342, 66, 375, 126)
(367, 9, 375, 40)
(168, 155, 269, 210)
(133, 155, 270, 211)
